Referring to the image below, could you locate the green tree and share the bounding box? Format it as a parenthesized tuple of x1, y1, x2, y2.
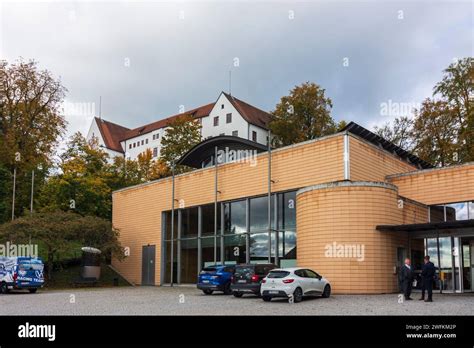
(137, 148, 170, 181)
(160, 114, 202, 173)
(372, 57, 473, 166)
(374, 116, 414, 150)
(412, 99, 460, 166)
(433, 57, 474, 162)
(269, 82, 344, 147)
(38, 133, 112, 219)
(0, 59, 67, 222)
(0, 163, 9, 222)
(0, 211, 124, 280)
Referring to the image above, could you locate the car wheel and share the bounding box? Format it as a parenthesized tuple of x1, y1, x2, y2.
(292, 287, 303, 303)
(262, 296, 271, 302)
(28, 288, 37, 294)
(0, 282, 8, 294)
(223, 282, 232, 295)
(203, 289, 213, 295)
(233, 291, 243, 298)
(322, 284, 331, 298)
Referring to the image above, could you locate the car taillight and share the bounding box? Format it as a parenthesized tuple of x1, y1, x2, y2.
(261, 279, 266, 283)
(13, 273, 17, 281)
(283, 279, 294, 284)
(251, 275, 259, 282)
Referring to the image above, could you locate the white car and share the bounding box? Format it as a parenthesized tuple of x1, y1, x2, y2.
(260, 267, 331, 303)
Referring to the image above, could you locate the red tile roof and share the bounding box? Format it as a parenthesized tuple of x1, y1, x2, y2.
(94, 117, 130, 153)
(96, 94, 273, 152)
(223, 92, 272, 130)
(120, 102, 215, 140)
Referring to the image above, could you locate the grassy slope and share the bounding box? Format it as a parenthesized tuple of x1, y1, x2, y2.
(45, 264, 131, 290)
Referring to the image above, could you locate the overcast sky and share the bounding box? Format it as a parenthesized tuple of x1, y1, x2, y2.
(1, 0, 472, 141)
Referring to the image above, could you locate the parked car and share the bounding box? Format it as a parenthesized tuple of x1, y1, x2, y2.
(197, 265, 235, 295)
(260, 267, 331, 303)
(0, 257, 45, 294)
(231, 263, 277, 297)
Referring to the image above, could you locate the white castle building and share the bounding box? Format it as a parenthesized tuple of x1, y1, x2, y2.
(86, 92, 272, 161)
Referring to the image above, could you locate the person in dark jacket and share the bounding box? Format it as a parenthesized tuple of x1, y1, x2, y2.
(400, 258, 414, 300)
(419, 255, 436, 302)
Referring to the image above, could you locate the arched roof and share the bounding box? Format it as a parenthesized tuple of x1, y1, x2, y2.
(177, 136, 268, 168)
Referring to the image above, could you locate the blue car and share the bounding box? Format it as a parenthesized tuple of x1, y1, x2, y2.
(197, 265, 235, 295)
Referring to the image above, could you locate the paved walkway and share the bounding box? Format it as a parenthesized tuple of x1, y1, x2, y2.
(1, 287, 472, 315)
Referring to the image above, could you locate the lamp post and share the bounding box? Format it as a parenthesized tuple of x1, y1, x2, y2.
(11, 152, 21, 221)
(170, 160, 175, 287)
(30, 170, 35, 215)
(267, 130, 272, 263)
(11, 167, 16, 221)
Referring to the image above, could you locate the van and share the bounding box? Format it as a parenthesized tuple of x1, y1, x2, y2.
(0, 257, 45, 294)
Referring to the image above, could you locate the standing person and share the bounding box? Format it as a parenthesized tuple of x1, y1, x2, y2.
(400, 258, 414, 300)
(419, 255, 435, 302)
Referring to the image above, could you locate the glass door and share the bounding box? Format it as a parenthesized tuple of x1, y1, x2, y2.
(470, 241, 474, 291)
(461, 240, 472, 291)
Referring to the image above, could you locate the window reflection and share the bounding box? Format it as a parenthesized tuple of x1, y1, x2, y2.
(201, 204, 221, 236)
(163, 190, 297, 283)
(430, 201, 473, 222)
(223, 234, 246, 264)
(429, 205, 445, 223)
(249, 196, 275, 232)
(445, 202, 468, 221)
(224, 200, 246, 234)
(181, 207, 199, 237)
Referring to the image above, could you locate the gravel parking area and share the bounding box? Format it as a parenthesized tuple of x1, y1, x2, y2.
(1, 286, 472, 315)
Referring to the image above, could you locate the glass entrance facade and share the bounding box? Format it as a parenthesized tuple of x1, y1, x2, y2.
(424, 201, 474, 292)
(162, 190, 297, 284)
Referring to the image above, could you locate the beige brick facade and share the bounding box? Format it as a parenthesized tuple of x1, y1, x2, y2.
(387, 163, 474, 205)
(111, 131, 472, 293)
(296, 182, 427, 294)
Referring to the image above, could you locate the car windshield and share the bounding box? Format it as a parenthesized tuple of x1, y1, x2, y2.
(19, 263, 43, 271)
(200, 267, 217, 274)
(234, 266, 254, 276)
(267, 271, 290, 278)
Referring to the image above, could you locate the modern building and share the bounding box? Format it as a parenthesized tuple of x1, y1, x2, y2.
(111, 122, 474, 294)
(86, 92, 272, 161)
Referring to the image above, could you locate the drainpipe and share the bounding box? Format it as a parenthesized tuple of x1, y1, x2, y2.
(267, 130, 272, 263)
(170, 161, 175, 287)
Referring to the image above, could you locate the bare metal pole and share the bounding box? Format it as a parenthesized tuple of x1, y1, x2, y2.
(170, 161, 175, 287)
(11, 167, 16, 221)
(214, 146, 218, 265)
(30, 170, 35, 215)
(267, 130, 272, 263)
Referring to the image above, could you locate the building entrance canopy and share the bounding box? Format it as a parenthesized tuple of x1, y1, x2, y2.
(377, 220, 474, 239)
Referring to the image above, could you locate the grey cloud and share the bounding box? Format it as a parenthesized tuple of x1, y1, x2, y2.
(2, 1, 471, 138)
